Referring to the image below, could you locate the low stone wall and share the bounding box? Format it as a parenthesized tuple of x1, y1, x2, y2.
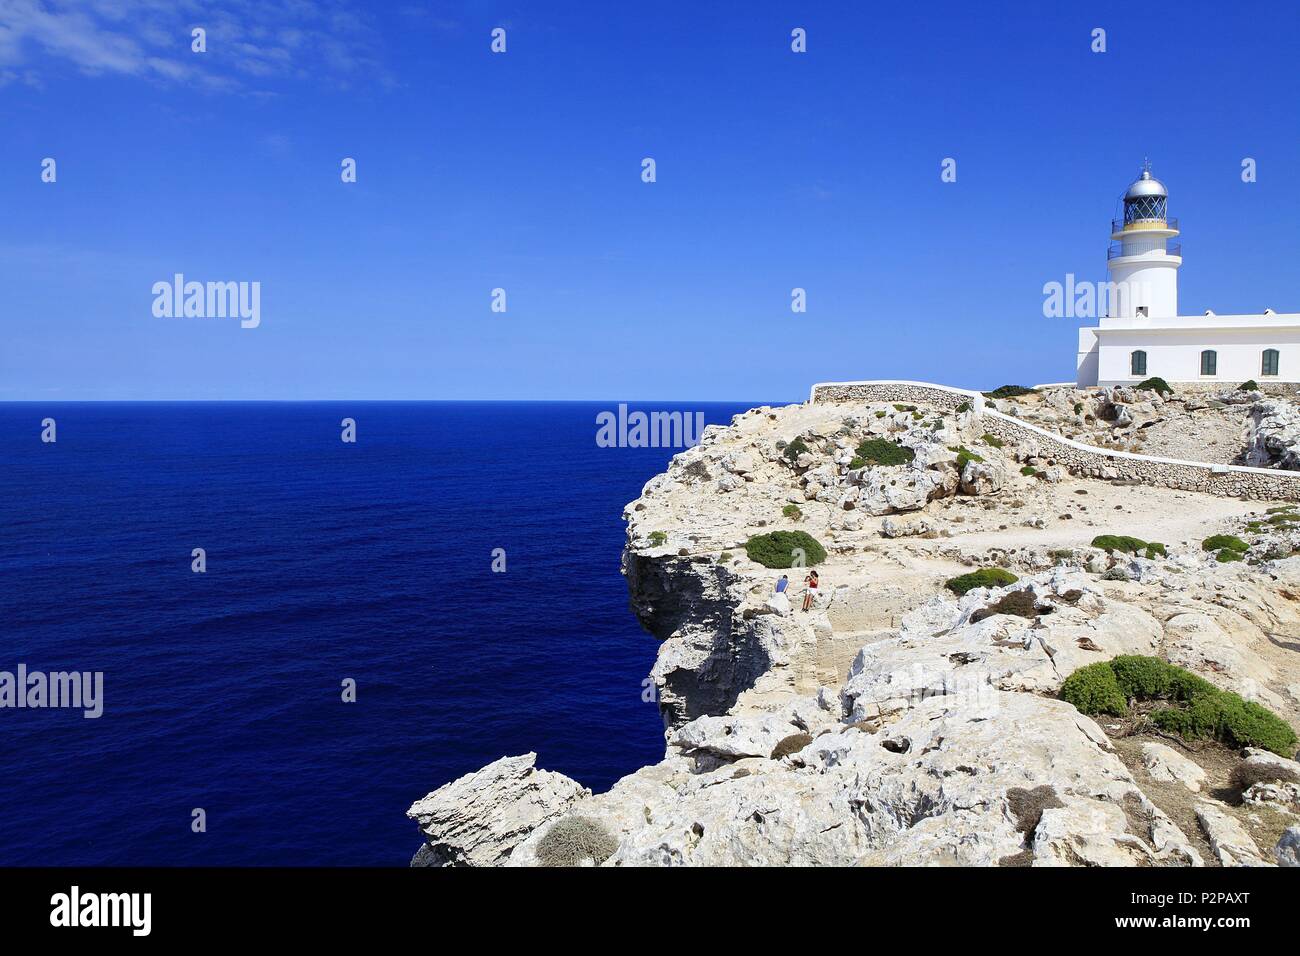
(809, 379, 1300, 501)
(809, 380, 985, 414)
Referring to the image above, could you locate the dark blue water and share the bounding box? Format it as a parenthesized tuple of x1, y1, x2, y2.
(0, 402, 754, 865)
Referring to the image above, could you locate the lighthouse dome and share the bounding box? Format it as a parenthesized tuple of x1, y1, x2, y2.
(1121, 164, 1169, 226)
(1124, 168, 1168, 200)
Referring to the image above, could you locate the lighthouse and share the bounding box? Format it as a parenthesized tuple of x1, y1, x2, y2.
(1105, 162, 1181, 319)
(1078, 164, 1299, 387)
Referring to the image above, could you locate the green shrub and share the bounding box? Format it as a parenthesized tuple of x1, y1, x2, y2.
(981, 433, 1005, 448)
(955, 401, 972, 414)
(1153, 694, 1297, 756)
(983, 385, 1036, 399)
(949, 445, 984, 469)
(1202, 534, 1248, 553)
(536, 816, 620, 867)
(1151, 696, 1223, 742)
(1165, 669, 1217, 703)
(1062, 656, 1298, 756)
(1144, 542, 1167, 559)
(945, 567, 1018, 595)
(1217, 696, 1299, 753)
(1073, 402, 1084, 414)
(1109, 655, 1172, 700)
(1091, 534, 1148, 554)
(744, 530, 827, 569)
(1239, 380, 1260, 392)
(1060, 662, 1128, 717)
(893, 404, 916, 413)
(848, 456, 866, 469)
(1216, 549, 1244, 563)
(782, 504, 802, 521)
(647, 531, 667, 547)
(1020, 465, 1038, 477)
(1266, 505, 1298, 514)
(874, 410, 887, 419)
(1134, 377, 1173, 395)
(782, 437, 810, 464)
(854, 438, 915, 467)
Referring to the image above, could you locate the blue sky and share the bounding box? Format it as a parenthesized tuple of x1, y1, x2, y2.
(2, 0, 1298, 401)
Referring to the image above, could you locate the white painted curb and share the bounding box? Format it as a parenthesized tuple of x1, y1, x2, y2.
(808, 378, 1299, 483)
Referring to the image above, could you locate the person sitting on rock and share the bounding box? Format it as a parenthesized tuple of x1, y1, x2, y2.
(802, 570, 818, 611)
(775, 575, 789, 595)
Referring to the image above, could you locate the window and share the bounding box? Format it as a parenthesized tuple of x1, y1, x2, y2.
(1262, 348, 1280, 377)
(1130, 350, 1147, 376)
(1200, 350, 1217, 376)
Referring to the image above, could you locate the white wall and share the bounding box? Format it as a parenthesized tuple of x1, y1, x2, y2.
(1096, 327, 1300, 384)
(1076, 328, 1099, 386)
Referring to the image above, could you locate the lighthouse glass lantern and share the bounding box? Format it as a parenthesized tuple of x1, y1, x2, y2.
(1122, 164, 1168, 227)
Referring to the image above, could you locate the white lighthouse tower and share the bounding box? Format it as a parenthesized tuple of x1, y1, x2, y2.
(1105, 162, 1181, 319)
(1078, 164, 1300, 387)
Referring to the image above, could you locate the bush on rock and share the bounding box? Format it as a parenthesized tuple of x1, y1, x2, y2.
(744, 530, 827, 569)
(1061, 656, 1298, 756)
(854, 438, 915, 467)
(1134, 377, 1173, 395)
(1091, 534, 1166, 559)
(781, 437, 810, 464)
(536, 816, 619, 867)
(944, 567, 1018, 595)
(1060, 661, 1128, 717)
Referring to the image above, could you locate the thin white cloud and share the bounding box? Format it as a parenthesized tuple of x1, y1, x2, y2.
(0, 0, 391, 90)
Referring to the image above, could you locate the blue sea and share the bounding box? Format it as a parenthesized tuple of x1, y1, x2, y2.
(0, 402, 756, 866)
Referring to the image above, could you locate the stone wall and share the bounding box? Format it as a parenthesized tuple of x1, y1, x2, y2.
(809, 380, 985, 414)
(809, 379, 1300, 501)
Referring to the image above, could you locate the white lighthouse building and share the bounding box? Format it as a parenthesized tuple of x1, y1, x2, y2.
(1076, 165, 1300, 387)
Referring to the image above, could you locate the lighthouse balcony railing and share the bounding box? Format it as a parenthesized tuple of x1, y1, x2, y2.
(1108, 242, 1181, 260)
(1111, 217, 1178, 234)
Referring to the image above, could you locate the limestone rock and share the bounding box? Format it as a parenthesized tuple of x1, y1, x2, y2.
(1276, 827, 1300, 867)
(960, 459, 1005, 495)
(407, 753, 589, 866)
(840, 570, 1160, 721)
(1245, 400, 1300, 470)
(856, 467, 945, 515)
(1140, 742, 1207, 792)
(1195, 803, 1269, 867)
(763, 591, 792, 616)
(881, 515, 932, 538)
(724, 451, 758, 475)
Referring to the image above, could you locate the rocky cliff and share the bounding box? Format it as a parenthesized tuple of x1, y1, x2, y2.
(407, 389, 1300, 866)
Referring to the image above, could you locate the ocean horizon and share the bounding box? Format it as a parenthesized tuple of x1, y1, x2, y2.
(0, 400, 760, 865)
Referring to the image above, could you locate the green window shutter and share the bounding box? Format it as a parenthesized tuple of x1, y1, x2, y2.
(1201, 350, 1216, 376)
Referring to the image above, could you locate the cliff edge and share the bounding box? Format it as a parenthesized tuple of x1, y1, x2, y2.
(407, 385, 1300, 866)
